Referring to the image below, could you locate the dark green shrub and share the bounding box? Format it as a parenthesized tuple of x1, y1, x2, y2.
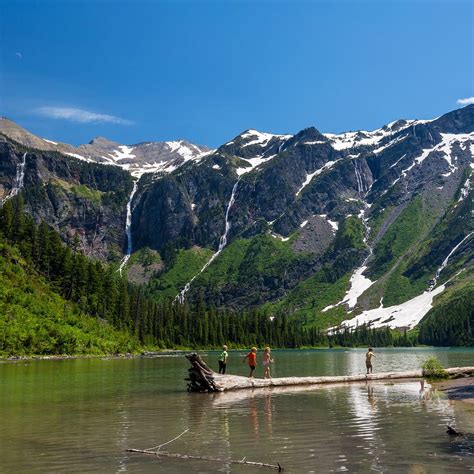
(421, 356, 448, 379)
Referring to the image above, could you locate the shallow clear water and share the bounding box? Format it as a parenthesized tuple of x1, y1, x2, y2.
(1, 348, 473, 472)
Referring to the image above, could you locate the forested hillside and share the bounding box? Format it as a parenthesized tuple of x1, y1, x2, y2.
(1, 198, 433, 355)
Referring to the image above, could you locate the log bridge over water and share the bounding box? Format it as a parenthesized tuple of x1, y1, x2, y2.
(185, 353, 474, 393)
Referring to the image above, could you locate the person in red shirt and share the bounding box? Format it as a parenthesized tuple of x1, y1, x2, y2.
(243, 347, 257, 378)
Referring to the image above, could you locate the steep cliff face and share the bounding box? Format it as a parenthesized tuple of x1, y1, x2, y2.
(131, 157, 238, 252)
(0, 137, 132, 260)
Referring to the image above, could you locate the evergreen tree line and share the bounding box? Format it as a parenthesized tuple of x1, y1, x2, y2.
(0, 198, 458, 351)
(418, 284, 473, 346)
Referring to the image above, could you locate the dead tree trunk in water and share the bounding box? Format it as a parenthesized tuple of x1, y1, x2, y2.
(185, 352, 220, 392)
(184, 354, 474, 393)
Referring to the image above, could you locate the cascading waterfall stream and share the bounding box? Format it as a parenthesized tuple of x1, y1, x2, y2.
(428, 232, 473, 291)
(277, 139, 287, 154)
(355, 159, 373, 258)
(2, 152, 27, 203)
(175, 180, 240, 303)
(354, 160, 365, 195)
(118, 179, 139, 274)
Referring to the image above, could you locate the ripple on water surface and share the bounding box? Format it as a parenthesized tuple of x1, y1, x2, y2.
(0, 348, 473, 472)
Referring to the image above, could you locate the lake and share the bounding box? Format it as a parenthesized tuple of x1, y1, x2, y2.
(1, 348, 473, 472)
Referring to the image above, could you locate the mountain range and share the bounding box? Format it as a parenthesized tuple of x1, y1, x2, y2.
(0, 106, 472, 335)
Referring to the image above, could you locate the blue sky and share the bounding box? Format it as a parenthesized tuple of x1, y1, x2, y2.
(1, 0, 472, 147)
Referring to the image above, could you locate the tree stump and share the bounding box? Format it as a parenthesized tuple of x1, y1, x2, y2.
(185, 353, 220, 392)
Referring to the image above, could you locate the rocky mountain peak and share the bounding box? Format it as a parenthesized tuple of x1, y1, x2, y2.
(88, 136, 119, 147)
(285, 126, 327, 147)
(430, 104, 474, 134)
(382, 119, 409, 132)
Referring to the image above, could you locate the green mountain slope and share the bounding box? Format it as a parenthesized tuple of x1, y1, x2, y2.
(0, 241, 140, 356)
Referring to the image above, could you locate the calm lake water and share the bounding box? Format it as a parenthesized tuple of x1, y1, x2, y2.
(1, 348, 474, 473)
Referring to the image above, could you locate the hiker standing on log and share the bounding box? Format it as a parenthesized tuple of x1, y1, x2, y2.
(366, 347, 376, 374)
(243, 347, 257, 378)
(263, 347, 274, 379)
(218, 345, 228, 374)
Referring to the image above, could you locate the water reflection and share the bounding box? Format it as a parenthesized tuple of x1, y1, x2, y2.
(116, 398, 131, 472)
(1, 349, 473, 472)
(264, 392, 273, 435)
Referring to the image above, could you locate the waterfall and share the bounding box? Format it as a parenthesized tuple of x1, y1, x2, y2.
(2, 152, 27, 203)
(278, 139, 287, 154)
(428, 232, 473, 291)
(217, 180, 239, 251)
(176, 180, 240, 303)
(118, 179, 139, 274)
(354, 160, 365, 195)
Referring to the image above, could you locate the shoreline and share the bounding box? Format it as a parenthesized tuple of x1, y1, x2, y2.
(0, 345, 470, 363)
(434, 377, 474, 404)
(0, 350, 183, 362)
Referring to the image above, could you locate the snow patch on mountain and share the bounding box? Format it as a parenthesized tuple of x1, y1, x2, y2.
(240, 130, 291, 148)
(437, 132, 474, 176)
(372, 134, 409, 154)
(301, 140, 327, 145)
(65, 152, 92, 162)
(165, 140, 204, 161)
(322, 265, 374, 313)
(329, 284, 446, 331)
(327, 219, 339, 231)
(324, 120, 417, 151)
(236, 154, 277, 176)
(317, 214, 339, 233)
(295, 159, 341, 196)
(109, 145, 136, 161)
(458, 177, 471, 202)
(271, 232, 290, 242)
(396, 132, 474, 183)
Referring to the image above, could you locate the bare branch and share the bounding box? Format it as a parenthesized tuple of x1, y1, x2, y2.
(146, 428, 190, 452)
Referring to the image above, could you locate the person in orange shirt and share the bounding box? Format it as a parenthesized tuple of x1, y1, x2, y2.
(243, 347, 257, 378)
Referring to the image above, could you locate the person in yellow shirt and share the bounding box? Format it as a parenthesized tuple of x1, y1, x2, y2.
(218, 345, 228, 374)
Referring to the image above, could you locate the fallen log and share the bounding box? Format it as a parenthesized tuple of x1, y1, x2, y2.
(184, 354, 474, 392)
(126, 449, 283, 471)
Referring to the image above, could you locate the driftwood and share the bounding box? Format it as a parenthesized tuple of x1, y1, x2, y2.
(185, 354, 474, 392)
(446, 425, 463, 437)
(126, 449, 283, 471)
(127, 426, 283, 470)
(185, 353, 220, 392)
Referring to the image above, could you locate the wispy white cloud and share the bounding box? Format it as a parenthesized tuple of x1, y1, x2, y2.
(15, 52, 22, 60)
(456, 97, 474, 106)
(35, 106, 133, 125)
